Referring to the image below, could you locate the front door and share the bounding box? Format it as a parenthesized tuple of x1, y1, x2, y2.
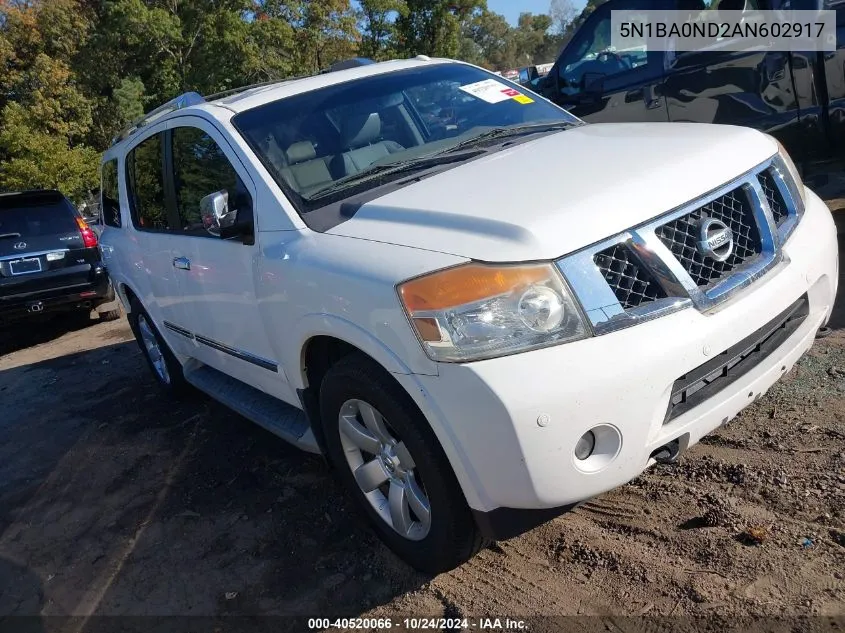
(543, 0, 670, 123)
(662, 0, 804, 157)
(166, 118, 285, 399)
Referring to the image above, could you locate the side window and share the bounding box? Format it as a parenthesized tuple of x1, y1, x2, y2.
(101, 159, 121, 228)
(557, 4, 653, 96)
(171, 127, 252, 237)
(126, 133, 168, 230)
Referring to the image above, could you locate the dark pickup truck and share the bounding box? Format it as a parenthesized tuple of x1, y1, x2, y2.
(535, 0, 845, 164)
(0, 190, 120, 324)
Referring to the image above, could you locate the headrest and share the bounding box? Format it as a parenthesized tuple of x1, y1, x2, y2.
(286, 141, 317, 164)
(341, 112, 382, 149)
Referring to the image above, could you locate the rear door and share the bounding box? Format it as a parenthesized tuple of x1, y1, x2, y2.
(543, 0, 671, 123)
(123, 126, 194, 356)
(0, 191, 94, 300)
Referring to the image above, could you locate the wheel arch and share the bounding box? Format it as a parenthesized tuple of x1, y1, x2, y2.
(117, 281, 140, 313)
(294, 317, 414, 456)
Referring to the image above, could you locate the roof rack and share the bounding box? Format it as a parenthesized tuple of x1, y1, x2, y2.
(110, 91, 205, 147)
(321, 57, 374, 73)
(204, 76, 310, 102)
(207, 58, 377, 100)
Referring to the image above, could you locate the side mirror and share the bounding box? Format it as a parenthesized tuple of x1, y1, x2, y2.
(535, 74, 552, 95)
(200, 189, 255, 245)
(581, 72, 606, 94)
(200, 190, 234, 234)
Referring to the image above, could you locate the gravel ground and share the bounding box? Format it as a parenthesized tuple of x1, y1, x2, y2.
(0, 238, 842, 632)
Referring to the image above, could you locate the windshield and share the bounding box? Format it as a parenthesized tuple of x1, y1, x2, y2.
(232, 63, 579, 218)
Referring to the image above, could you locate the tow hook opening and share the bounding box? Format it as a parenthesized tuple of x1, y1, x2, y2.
(650, 438, 683, 464)
(27, 302, 44, 314)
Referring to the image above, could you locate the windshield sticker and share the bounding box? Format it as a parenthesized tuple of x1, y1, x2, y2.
(460, 79, 532, 105)
(460, 79, 535, 104)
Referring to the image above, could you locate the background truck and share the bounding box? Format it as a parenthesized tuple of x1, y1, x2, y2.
(535, 0, 845, 165)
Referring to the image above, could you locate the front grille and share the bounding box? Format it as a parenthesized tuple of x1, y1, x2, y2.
(664, 294, 809, 424)
(561, 159, 801, 337)
(655, 186, 762, 288)
(594, 244, 666, 309)
(758, 168, 789, 226)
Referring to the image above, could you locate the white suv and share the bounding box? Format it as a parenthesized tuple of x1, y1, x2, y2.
(100, 57, 839, 573)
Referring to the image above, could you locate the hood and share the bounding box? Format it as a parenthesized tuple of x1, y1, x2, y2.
(327, 122, 778, 262)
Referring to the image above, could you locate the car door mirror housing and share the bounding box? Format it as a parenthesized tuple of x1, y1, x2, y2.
(200, 190, 230, 232)
(582, 72, 606, 94)
(200, 190, 254, 245)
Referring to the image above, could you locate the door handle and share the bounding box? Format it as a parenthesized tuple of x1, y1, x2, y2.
(173, 257, 191, 271)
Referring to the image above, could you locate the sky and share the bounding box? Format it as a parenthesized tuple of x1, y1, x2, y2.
(487, 0, 588, 25)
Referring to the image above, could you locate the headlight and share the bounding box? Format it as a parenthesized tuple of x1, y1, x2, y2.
(398, 262, 589, 362)
(771, 136, 806, 210)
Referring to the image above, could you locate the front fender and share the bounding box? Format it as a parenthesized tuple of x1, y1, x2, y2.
(286, 313, 436, 390)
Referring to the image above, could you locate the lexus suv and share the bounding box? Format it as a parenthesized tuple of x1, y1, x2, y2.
(0, 190, 120, 324)
(100, 57, 839, 573)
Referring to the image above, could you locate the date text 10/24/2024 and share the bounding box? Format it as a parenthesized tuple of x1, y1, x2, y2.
(308, 618, 528, 630)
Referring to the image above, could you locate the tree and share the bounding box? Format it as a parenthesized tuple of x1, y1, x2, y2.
(513, 12, 553, 67)
(358, 0, 407, 60)
(0, 0, 99, 201)
(0, 103, 100, 202)
(395, 0, 485, 58)
(261, 0, 359, 74)
(1, 0, 567, 201)
(462, 9, 516, 70)
(549, 0, 577, 36)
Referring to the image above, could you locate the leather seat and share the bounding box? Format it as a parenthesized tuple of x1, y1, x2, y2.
(331, 113, 404, 177)
(279, 141, 334, 195)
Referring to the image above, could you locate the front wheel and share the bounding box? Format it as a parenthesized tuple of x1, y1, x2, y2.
(320, 353, 487, 573)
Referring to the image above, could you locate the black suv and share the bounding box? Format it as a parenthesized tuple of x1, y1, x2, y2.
(0, 190, 119, 324)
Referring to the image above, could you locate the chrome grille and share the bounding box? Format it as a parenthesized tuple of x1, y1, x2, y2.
(594, 244, 666, 309)
(558, 155, 801, 336)
(655, 186, 761, 287)
(758, 168, 788, 226)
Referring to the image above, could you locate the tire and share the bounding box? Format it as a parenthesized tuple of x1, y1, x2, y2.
(127, 298, 186, 394)
(320, 353, 487, 573)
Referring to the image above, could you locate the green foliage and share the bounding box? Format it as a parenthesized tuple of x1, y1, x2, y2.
(0, 103, 100, 201)
(358, 0, 408, 60)
(0, 0, 587, 201)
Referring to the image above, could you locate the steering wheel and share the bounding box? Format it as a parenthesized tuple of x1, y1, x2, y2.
(596, 51, 630, 72)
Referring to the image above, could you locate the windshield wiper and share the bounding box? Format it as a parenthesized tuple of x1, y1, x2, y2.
(439, 121, 576, 154)
(308, 149, 485, 201)
(306, 121, 574, 203)
(0, 232, 22, 239)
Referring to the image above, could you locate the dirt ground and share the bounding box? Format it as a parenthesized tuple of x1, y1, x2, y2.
(0, 237, 843, 632)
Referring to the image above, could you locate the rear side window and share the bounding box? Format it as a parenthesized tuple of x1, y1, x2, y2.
(126, 133, 168, 230)
(171, 127, 250, 235)
(101, 159, 122, 228)
(0, 192, 78, 237)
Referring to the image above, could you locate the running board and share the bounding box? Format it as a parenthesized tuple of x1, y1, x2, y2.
(184, 364, 320, 454)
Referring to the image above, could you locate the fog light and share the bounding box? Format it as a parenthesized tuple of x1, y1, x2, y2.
(574, 431, 596, 461)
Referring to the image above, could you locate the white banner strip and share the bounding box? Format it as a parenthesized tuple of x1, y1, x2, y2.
(610, 9, 836, 53)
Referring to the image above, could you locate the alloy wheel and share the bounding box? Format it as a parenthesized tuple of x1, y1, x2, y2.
(338, 399, 431, 541)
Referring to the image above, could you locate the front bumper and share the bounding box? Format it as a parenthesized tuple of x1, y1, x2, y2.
(396, 189, 839, 533)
